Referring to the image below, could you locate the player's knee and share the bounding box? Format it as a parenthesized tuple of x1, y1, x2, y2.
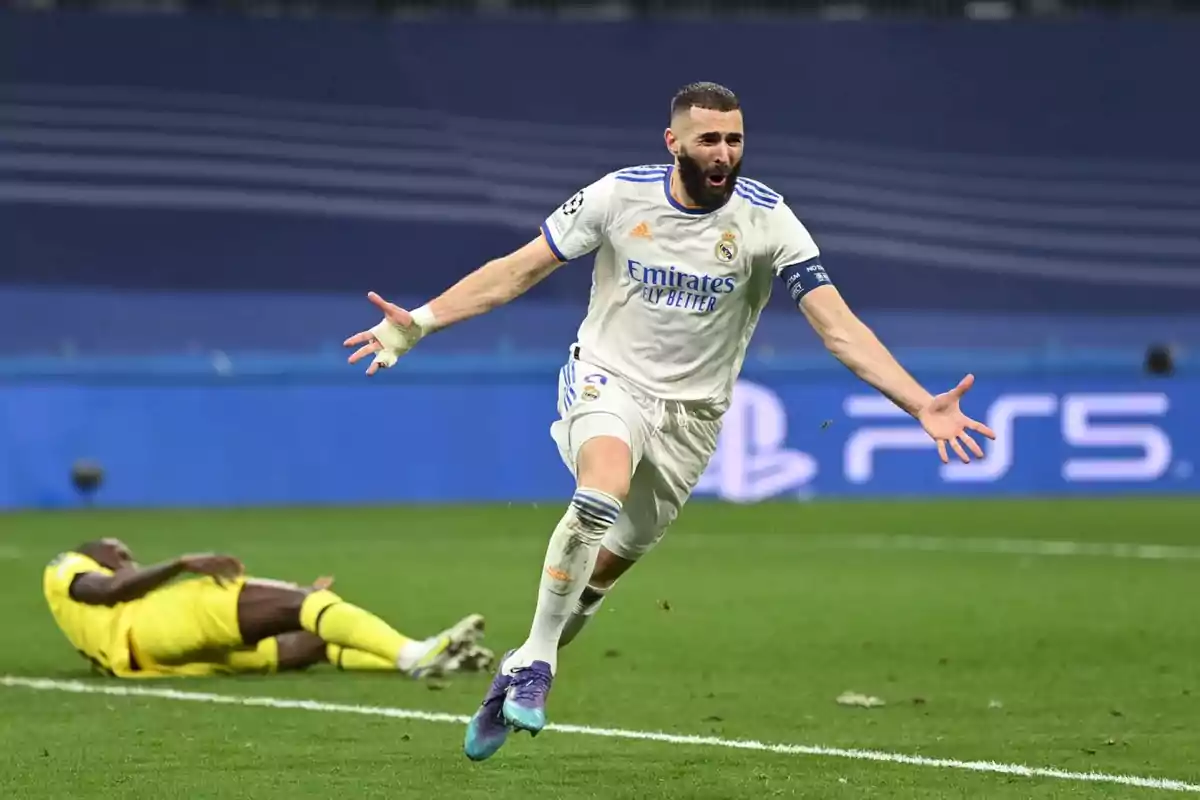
(275, 632, 326, 672)
(576, 434, 632, 501)
(276, 587, 307, 619)
(236, 583, 309, 644)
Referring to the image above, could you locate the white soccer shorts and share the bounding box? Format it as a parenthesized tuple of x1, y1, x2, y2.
(549, 348, 721, 560)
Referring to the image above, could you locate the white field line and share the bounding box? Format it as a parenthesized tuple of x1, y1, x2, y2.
(2, 675, 1198, 793)
(815, 535, 1200, 561)
(0, 547, 22, 560)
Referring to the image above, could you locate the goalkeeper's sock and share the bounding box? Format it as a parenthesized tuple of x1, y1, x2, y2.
(327, 644, 421, 671)
(506, 488, 621, 675)
(300, 589, 413, 667)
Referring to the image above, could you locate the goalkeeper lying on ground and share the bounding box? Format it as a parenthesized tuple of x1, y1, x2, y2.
(43, 538, 493, 679)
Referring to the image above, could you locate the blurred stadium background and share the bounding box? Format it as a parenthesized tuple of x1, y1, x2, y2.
(3, 2, 1200, 798)
(1, 0, 1196, 508)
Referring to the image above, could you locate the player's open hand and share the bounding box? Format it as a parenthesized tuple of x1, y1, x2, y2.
(343, 291, 423, 376)
(916, 374, 997, 464)
(180, 554, 245, 584)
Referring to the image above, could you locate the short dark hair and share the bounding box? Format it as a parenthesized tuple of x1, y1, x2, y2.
(75, 538, 132, 570)
(671, 82, 740, 119)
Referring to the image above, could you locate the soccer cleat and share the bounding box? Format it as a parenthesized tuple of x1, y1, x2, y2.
(502, 660, 554, 735)
(463, 649, 516, 761)
(442, 642, 496, 674)
(406, 613, 486, 679)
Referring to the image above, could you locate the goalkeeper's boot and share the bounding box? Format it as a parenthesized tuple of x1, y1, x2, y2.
(406, 614, 486, 679)
(464, 649, 516, 761)
(502, 659, 553, 736)
(441, 642, 496, 674)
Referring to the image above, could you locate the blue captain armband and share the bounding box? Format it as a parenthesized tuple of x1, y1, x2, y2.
(778, 258, 832, 304)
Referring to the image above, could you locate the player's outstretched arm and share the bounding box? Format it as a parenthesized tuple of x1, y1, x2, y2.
(424, 235, 563, 328)
(800, 285, 932, 415)
(344, 235, 562, 375)
(70, 554, 244, 606)
(799, 285, 996, 464)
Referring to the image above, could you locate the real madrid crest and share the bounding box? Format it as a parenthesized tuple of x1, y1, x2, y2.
(715, 231, 738, 263)
(581, 384, 601, 401)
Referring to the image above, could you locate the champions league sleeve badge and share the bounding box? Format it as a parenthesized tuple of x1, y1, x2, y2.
(561, 190, 585, 216)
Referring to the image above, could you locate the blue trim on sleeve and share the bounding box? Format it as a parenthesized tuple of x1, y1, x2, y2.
(778, 256, 832, 304)
(540, 222, 568, 263)
(734, 178, 780, 208)
(734, 186, 776, 209)
(737, 177, 782, 201)
(617, 164, 670, 177)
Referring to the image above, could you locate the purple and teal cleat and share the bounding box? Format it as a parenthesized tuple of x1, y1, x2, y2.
(463, 650, 515, 761)
(501, 660, 554, 735)
(463, 653, 555, 761)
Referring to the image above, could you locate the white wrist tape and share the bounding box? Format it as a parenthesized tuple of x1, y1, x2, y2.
(409, 304, 438, 333)
(366, 304, 437, 370)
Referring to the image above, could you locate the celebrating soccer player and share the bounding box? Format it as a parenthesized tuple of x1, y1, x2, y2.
(342, 81, 996, 760)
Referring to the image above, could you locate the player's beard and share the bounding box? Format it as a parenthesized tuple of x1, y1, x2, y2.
(676, 149, 741, 210)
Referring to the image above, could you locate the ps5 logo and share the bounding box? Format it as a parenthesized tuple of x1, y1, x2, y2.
(695, 381, 817, 502)
(843, 393, 1172, 484)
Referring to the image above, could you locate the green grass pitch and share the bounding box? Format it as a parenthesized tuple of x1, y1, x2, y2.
(2, 498, 1199, 798)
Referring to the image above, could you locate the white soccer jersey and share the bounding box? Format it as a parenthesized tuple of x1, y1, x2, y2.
(541, 163, 827, 412)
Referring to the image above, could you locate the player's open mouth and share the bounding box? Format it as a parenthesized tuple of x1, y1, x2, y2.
(706, 174, 727, 187)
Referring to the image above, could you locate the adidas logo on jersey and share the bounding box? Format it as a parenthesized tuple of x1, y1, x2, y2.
(630, 221, 653, 239)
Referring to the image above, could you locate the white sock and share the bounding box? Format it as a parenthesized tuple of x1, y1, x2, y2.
(398, 629, 461, 672)
(559, 582, 613, 649)
(507, 488, 622, 675)
(395, 639, 428, 672)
